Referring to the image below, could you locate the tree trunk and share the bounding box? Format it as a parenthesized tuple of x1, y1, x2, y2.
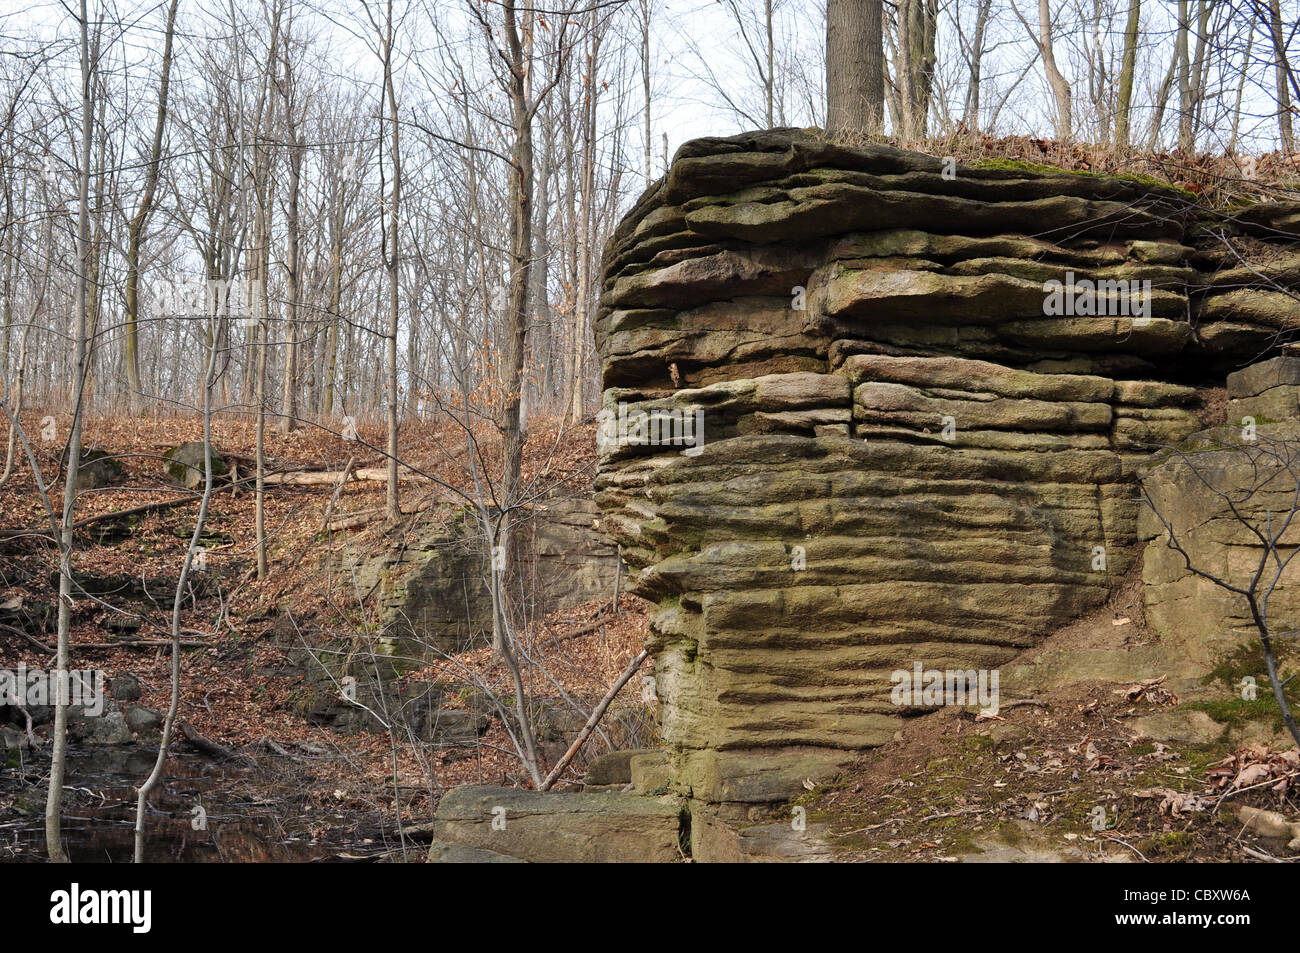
(639, 0, 653, 183)
(47, 0, 95, 863)
(567, 21, 599, 426)
(493, 0, 543, 784)
(280, 103, 302, 433)
(1267, 0, 1295, 152)
(1175, 2, 1193, 151)
(1147, 31, 1180, 149)
(124, 0, 177, 414)
(764, 0, 775, 127)
(897, 0, 936, 140)
(1230, 21, 1255, 154)
(826, 0, 884, 134)
(323, 229, 342, 416)
(1116, 0, 1140, 148)
(1037, 0, 1072, 139)
(381, 0, 401, 520)
(962, 0, 992, 129)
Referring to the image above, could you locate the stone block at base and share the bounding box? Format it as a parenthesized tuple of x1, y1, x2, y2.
(427, 785, 684, 863)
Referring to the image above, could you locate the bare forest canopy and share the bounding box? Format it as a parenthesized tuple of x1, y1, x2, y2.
(0, 0, 1295, 426)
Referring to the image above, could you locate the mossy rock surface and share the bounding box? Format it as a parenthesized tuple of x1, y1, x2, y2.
(163, 441, 228, 488)
(63, 448, 125, 491)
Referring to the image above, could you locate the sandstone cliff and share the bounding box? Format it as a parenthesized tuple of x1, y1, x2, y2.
(593, 129, 1300, 806)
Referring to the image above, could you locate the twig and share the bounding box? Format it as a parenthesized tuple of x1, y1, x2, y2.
(0, 621, 53, 653)
(542, 617, 607, 643)
(996, 699, 1049, 711)
(831, 819, 902, 837)
(920, 806, 992, 822)
(1102, 833, 1150, 862)
(1241, 844, 1293, 862)
(69, 639, 213, 650)
(539, 649, 649, 791)
(611, 543, 621, 615)
(1213, 768, 1300, 810)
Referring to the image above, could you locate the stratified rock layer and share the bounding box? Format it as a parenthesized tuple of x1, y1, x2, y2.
(594, 130, 1299, 804)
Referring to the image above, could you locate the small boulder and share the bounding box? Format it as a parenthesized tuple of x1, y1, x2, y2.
(427, 709, 489, 745)
(63, 448, 125, 491)
(124, 706, 163, 735)
(110, 673, 143, 702)
(1131, 710, 1225, 745)
(78, 711, 132, 745)
(538, 703, 588, 742)
(429, 785, 684, 863)
(584, 748, 644, 787)
(163, 442, 228, 489)
(630, 751, 672, 792)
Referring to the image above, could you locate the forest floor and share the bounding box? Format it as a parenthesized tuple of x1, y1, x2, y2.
(0, 411, 650, 859)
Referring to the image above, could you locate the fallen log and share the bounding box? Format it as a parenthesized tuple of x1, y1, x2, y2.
(327, 511, 377, 531)
(0, 493, 201, 540)
(541, 617, 607, 644)
(73, 494, 200, 530)
(70, 639, 214, 650)
(178, 720, 255, 766)
(0, 465, 386, 540)
(263, 466, 420, 486)
(0, 621, 53, 653)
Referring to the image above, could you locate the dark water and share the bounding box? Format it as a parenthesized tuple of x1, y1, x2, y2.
(1, 746, 332, 863)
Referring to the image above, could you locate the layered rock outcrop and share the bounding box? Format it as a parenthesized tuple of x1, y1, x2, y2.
(309, 494, 618, 737)
(1141, 358, 1300, 686)
(330, 493, 618, 656)
(594, 130, 1299, 806)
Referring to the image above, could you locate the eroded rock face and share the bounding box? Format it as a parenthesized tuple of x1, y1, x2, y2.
(594, 130, 1298, 805)
(304, 493, 619, 735)
(1140, 415, 1300, 684)
(330, 493, 618, 656)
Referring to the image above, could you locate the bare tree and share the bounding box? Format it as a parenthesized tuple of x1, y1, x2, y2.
(956, 0, 994, 130)
(1013, 0, 1073, 139)
(1260, 0, 1296, 151)
(894, 0, 938, 140)
(636, 0, 654, 182)
(46, 0, 97, 863)
(124, 0, 178, 414)
(358, 0, 405, 520)
(277, 6, 308, 435)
